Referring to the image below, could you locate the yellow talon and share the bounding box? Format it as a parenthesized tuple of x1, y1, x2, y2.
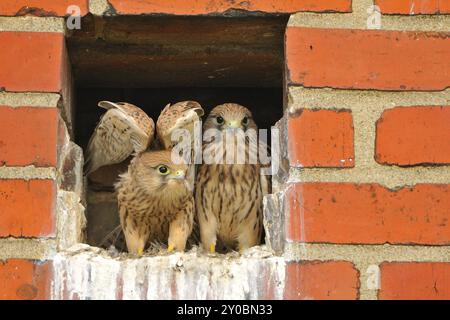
(137, 248, 144, 257)
(167, 245, 175, 253)
(210, 244, 216, 254)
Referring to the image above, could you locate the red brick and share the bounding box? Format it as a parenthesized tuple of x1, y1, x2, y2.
(108, 0, 352, 15)
(287, 183, 450, 245)
(286, 28, 450, 91)
(288, 109, 354, 168)
(284, 261, 359, 300)
(0, 259, 52, 300)
(379, 262, 450, 300)
(0, 107, 59, 167)
(375, 0, 450, 14)
(0, 179, 56, 238)
(0, 0, 88, 16)
(376, 106, 450, 166)
(0, 32, 65, 92)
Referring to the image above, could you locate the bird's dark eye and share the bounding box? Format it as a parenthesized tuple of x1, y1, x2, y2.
(157, 165, 170, 175)
(216, 116, 224, 125)
(242, 117, 249, 126)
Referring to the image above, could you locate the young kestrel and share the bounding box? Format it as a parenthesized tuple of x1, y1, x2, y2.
(156, 100, 204, 193)
(116, 150, 194, 256)
(195, 103, 270, 253)
(156, 101, 204, 149)
(84, 101, 155, 175)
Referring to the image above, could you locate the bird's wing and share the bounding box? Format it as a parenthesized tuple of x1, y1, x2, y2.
(84, 101, 155, 175)
(98, 101, 155, 151)
(156, 101, 204, 149)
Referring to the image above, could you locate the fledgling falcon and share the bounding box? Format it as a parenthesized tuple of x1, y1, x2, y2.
(156, 101, 204, 149)
(195, 103, 270, 253)
(84, 101, 155, 175)
(116, 150, 194, 255)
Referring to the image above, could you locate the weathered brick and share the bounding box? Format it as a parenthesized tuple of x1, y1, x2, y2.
(284, 261, 359, 300)
(379, 262, 450, 299)
(107, 0, 352, 15)
(0, 107, 59, 167)
(0, 259, 51, 300)
(287, 183, 450, 245)
(286, 28, 450, 90)
(376, 106, 450, 166)
(0, 0, 88, 16)
(0, 180, 56, 238)
(375, 0, 450, 14)
(288, 109, 354, 168)
(0, 32, 65, 92)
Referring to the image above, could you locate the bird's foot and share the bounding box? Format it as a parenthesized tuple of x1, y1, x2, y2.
(167, 244, 175, 253)
(210, 244, 216, 254)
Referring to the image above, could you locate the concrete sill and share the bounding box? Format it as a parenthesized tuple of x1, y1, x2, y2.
(51, 244, 285, 300)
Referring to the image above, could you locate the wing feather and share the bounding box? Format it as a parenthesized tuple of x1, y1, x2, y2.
(84, 101, 155, 175)
(156, 101, 204, 149)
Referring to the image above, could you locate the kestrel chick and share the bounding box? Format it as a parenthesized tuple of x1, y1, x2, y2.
(156, 101, 204, 149)
(116, 150, 194, 256)
(84, 101, 155, 175)
(195, 103, 269, 253)
(157, 101, 204, 193)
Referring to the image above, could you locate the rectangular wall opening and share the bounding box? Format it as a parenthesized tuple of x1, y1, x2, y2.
(68, 14, 288, 252)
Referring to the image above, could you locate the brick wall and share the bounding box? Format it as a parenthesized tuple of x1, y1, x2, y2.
(0, 9, 84, 299)
(0, 0, 449, 300)
(285, 0, 450, 300)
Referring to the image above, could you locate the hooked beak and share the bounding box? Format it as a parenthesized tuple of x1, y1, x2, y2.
(170, 170, 186, 180)
(226, 120, 241, 129)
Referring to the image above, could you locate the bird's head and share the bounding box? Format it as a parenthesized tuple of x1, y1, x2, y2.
(132, 150, 192, 195)
(204, 103, 257, 132)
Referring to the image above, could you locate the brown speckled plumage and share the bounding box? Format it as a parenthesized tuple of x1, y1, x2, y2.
(84, 101, 155, 175)
(116, 150, 194, 255)
(195, 103, 270, 252)
(156, 101, 204, 149)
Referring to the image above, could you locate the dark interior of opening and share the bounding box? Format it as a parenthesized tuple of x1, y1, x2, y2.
(68, 14, 288, 251)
